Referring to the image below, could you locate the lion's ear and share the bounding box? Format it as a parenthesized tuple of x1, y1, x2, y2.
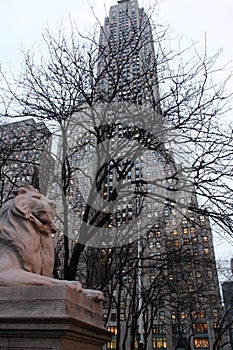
(14, 197, 31, 218)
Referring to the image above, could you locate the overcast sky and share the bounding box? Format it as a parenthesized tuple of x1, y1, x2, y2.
(0, 0, 232, 73)
(0, 0, 232, 263)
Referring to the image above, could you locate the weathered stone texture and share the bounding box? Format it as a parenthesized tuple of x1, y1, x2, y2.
(0, 286, 111, 350)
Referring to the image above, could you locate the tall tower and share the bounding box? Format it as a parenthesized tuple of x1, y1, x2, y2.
(98, 0, 160, 107)
(73, 1, 224, 349)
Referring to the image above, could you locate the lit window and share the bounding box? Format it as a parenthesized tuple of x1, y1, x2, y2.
(203, 248, 209, 255)
(172, 229, 178, 236)
(107, 326, 117, 335)
(153, 325, 166, 335)
(152, 338, 167, 349)
(120, 302, 125, 309)
(180, 312, 186, 319)
(213, 322, 219, 332)
(193, 249, 199, 256)
(188, 284, 195, 292)
(199, 310, 206, 318)
(183, 228, 189, 235)
(107, 340, 117, 349)
(193, 323, 208, 333)
(190, 227, 196, 234)
(191, 311, 198, 319)
(171, 312, 176, 320)
(194, 337, 209, 348)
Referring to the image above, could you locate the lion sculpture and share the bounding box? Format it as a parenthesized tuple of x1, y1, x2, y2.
(0, 185, 103, 301)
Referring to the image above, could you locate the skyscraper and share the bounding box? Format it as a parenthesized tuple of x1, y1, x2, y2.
(55, 1, 225, 349)
(98, 0, 160, 107)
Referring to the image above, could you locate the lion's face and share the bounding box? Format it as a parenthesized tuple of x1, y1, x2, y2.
(14, 186, 57, 234)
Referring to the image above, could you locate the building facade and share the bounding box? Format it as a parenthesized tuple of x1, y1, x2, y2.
(72, 1, 226, 350)
(0, 118, 52, 203)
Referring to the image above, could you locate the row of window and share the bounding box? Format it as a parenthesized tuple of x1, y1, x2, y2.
(107, 336, 210, 349)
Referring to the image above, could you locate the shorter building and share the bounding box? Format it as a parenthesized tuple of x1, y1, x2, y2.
(222, 259, 233, 350)
(0, 118, 53, 204)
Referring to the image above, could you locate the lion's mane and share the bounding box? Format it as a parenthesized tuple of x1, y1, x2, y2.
(0, 190, 55, 277)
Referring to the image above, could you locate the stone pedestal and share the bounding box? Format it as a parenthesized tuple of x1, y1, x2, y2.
(0, 286, 112, 350)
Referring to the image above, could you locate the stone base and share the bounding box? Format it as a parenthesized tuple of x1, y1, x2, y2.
(0, 286, 112, 350)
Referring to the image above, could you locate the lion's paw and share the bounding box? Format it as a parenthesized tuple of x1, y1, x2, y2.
(83, 289, 104, 302)
(65, 280, 82, 292)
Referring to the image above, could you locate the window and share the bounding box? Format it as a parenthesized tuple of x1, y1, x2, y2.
(193, 323, 208, 333)
(107, 340, 117, 349)
(111, 313, 117, 322)
(194, 337, 209, 348)
(172, 229, 178, 236)
(203, 248, 209, 255)
(120, 302, 125, 309)
(188, 284, 195, 292)
(171, 312, 176, 320)
(199, 310, 206, 318)
(193, 249, 199, 256)
(213, 322, 219, 333)
(190, 227, 196, 234)
(153, 338, 167, 349)
(212, 309, 218, 318)
(153, 325, 166, 335)
(107, 326, 117, 335)
(180, 311, 186, 319)
(159, 311, 165, 321)
(191, 311, 198, 319)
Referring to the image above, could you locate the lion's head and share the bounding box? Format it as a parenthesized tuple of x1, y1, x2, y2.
(0, 185, 57, 277)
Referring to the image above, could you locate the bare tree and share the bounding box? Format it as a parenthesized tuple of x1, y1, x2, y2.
(0, 119, 52, 206)
(0, 2, 232, 348)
